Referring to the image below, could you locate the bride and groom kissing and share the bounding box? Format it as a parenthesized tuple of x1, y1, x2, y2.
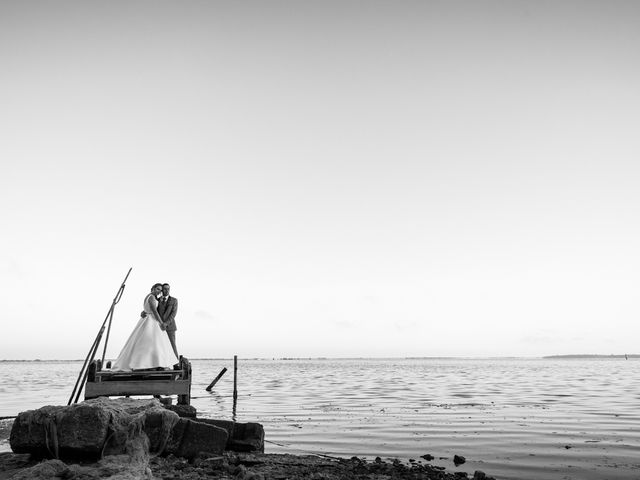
(111, 282, 180, 371)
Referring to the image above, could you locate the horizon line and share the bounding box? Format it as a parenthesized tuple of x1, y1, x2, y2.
(1, 354, 638, 362)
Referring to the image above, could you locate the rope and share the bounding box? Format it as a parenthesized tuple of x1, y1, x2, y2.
(43, 417, 59, 459)
(264, 439, 343, 460)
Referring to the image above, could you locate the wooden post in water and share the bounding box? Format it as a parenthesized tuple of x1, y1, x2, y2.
(232, 355, 238, 420)
(206, 367, 228, 391)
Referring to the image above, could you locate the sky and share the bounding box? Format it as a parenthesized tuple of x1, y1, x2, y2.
(1, 1, 640, 360)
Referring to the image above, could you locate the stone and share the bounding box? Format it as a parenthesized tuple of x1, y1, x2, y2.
(9, 405, 66, 457)
(57, 402, 112, 455)
(10, 402, 114, 458)
(143, 407, 180, 453)
(453, 454, 466, 466)
(9, 459, 69, 480)
(165, 404, 197, 418)
(8, 398, 261, 468)
(196, 418, 265, 452)
(165, 418, 190, 455)
(10, 398, 176, 460)
(473, 470, 487, 479)
(8, 456, 154, 480)
(174, 420, 228, 459)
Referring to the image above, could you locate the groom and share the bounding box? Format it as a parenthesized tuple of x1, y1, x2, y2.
(157, 283, 179, 359)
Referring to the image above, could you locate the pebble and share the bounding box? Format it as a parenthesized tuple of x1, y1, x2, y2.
(453, 455, 466, 466)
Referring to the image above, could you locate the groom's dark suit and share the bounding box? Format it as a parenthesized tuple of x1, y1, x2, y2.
(157, 295, 178, 357)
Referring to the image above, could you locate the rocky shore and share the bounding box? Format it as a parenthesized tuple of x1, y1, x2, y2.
(0, 398, 495, 480)
(1, 451, 494, 480)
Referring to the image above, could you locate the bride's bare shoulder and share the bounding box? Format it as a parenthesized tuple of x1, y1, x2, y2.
(145, 293, 157, 303)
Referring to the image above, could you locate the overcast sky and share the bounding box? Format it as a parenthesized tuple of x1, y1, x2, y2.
(1, 1, 639, 360)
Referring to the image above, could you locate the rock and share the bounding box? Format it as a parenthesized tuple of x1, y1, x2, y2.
(165, 417, 189, 455)
(0, 452, 35, 477)
(8, 456, 154, 480)
(142, 407, 180, 453)
(7, 397, 267, 479)
(473, 470, 487, 479)
(3, 451, 499, 480)
(9, 459, 69, 480)
(165, 404, 197, 418)
(233, 464, 247, 477)
(9, 398, 226, 462)
(421, 453, 435, 461)
(167, 418, 228, 459)
(196, 418, 264, 453)
(453, 454, 466, 466)
(9, 406, 64, 457)
(10, 402, 114, 458)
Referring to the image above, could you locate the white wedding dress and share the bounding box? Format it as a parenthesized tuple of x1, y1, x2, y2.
(111, 293, 176, 371)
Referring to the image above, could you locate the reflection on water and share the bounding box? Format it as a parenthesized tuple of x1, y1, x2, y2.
(1, 358, 639, 480)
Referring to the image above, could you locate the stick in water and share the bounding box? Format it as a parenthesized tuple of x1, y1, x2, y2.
(206, 367, 228, 391)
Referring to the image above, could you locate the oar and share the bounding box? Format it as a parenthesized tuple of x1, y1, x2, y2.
(67, 268, 132, 405)
(67, 325, 104, 405)
(72, 325, 105, 404)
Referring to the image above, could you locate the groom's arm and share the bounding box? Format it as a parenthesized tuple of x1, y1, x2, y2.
(166, 298, 178, 323)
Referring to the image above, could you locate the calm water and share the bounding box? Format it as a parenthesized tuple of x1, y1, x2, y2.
(1, 358, 639, 480)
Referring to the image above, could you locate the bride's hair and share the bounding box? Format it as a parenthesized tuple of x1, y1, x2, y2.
(151, 283, 163, 291)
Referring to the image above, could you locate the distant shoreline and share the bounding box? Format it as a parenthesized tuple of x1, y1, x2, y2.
(542, 354, 638, 359)
(1, 354, 637, 362)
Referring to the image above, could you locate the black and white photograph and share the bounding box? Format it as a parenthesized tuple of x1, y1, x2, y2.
(1, 1, 639, 479)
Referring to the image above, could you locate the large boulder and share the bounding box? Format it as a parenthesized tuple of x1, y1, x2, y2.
(10, 398, 178, 459)
(9, 401, 118, 458)
(9, 398, 227, 461)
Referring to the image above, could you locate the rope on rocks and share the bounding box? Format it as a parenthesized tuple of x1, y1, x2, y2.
(264, 439, 343, 460)
(101, 412, 117, 459)
(151, 409, 180, 458)
(43, 416, 59, 459)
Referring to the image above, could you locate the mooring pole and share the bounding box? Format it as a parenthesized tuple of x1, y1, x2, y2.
(232, 355, 238, 420)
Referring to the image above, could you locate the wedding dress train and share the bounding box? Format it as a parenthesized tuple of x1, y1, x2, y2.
(111, 293, 176, 371)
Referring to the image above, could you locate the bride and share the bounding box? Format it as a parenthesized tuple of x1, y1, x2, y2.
(111, 283, 178, 371)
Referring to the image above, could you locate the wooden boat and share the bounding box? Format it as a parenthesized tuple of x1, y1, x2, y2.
(84, 356, 192, 405)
